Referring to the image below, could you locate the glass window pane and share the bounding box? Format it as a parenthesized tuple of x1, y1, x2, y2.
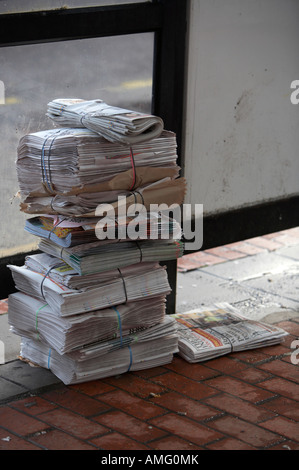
(0, 33, 153, 257)
(0, 0, 150, 14)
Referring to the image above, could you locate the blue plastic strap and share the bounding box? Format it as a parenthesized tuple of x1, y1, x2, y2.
(127, 346, 133, 372)
(47, 348, 52, 369)
(112, 306, 123, 346)
(35, 303, 48, 340)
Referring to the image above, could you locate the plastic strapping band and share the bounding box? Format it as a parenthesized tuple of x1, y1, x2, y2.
(48, 217, 66, 239)
(128, 147, 136, 191)
(80, 113, 90, 126)
(48, 348, 52, 369)
(217, 332, 235, 353)
(41, 129, 65, 193)
(50, 197, 56, 212)
(46, 135, 58, 193)
(134, 190, 144, 206)
(112, 306, 123, 346)
(117, 268, 128, 303)
(40, 264, 62, 300)
(127, 345, 133, 372)
(41, 136, 51, 190)
(135, 241, 143, 263)
(129, 191, 137, 210)
(41, 131, 62, 193)
(129, 191, 144, 213)
(35, 303, 48, 340)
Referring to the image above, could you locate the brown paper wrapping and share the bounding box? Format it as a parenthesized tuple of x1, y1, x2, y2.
(22, 166, 180, 198)
(82, 177, 187, 217)
(20, 176, 186, 217)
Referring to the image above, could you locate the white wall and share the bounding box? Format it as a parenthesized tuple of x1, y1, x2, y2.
(183, 0, 299, 216)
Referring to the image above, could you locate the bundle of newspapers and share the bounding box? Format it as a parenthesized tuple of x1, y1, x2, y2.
(46, 98, 164, 144)
(17, 126, 185, 216)
(24, 212, 182, 248)
(8, 98, 184, 384)
(171, 303, 288, 363)
(20, 319, 178, 385)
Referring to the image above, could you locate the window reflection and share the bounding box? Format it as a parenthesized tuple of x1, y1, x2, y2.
(0, 33, 153, 256)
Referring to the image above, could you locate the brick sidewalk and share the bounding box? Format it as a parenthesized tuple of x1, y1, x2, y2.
(0, 227, 298, 451)
(178, 226, 299, 272)
(0, 318, 298, 450)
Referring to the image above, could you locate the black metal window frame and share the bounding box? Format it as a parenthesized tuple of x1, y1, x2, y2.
(0, 0, 188, 311)
(0, 0, 298, 310)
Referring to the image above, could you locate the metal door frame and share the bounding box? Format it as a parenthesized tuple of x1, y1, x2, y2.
(0, 0, 298, 311)
(0, 0, 188, 312)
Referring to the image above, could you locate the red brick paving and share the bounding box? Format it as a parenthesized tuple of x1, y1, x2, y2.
(89, 431, 150, 450)
(226, 241, 267, 255)
(0, 299, 8, 315)
(177, 251, 226, 271)
(177, 226, 299, 271)
(205, 246, 247, 260)
(0, 318, 298, 450)
(150, 412, 223, 446)
(0, 229, 298, 450)
(206, 414, 283, 448)
(260, 397, 299, 421)
(245, 236, 283, 251)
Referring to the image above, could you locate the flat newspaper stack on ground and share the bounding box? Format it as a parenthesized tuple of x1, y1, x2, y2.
(171, 303, 288, 363)
(8, 98, 184, 384)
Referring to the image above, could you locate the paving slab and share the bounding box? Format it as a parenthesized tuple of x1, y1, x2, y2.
(241, 270, 299, 305)
(176, 270, 252, 313)
(0, 375, 28, 402)
(200, 252, 299, 282)
(274, 245, 299, 261)
(0, 360, 60, 390)
(176, 255, 299, 322)
(0, 360, 61, 404)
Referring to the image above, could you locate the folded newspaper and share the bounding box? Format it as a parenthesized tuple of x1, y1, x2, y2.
(8, 291, 167, 354)
(8, 260, 171, 316)
(17, 127, 178, 197)
(19, 316, 178, 384)
(37, 237, 184, 275)
(23, 253, 163, 290)
(11, 99, 184, 385)
(46, 99, 164, 145)
(19, 175, 186, 217)
(172, 303, 288, 362)
(24, 212, 182, 247)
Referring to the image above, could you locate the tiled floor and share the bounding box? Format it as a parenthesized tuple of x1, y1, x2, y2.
(0, 228, 298, 451)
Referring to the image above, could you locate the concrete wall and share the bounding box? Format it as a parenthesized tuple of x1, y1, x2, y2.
(183, 0, 299, 216)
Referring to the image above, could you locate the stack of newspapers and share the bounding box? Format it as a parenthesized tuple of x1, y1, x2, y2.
(171, 303, 288, 363)
(8, 99, 184, 384)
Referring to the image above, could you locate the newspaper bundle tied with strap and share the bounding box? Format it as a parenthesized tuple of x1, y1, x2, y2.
(172, 303, 288, 363)
(46, 98, 164, 145)
(9, 98, 184, 385)
(16, 126, 186, 216)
